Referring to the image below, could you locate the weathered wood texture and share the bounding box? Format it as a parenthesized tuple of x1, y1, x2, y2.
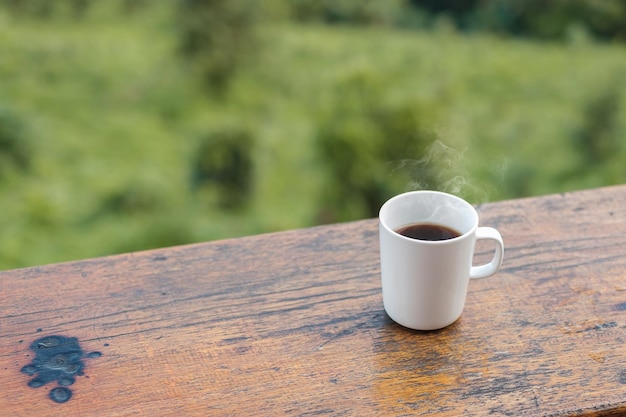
(2, 186, 626, 416)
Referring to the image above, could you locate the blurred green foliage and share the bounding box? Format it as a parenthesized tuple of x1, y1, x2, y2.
(290, 0, 419, 27)
(0, 0, 625, 270)
(412, 0, 626, 41)
(191, 126, 255, 209)
(178, 0, 261, 92)
(316, 70, 440, 222)
(0, 104, 31, 175)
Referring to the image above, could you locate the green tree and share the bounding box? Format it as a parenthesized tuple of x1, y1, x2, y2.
(0, 105, 31, 177)
(576, 89, 621, 166)
(177, 0, 260, 92)
(316, 72, 440, 222)
(190, 127, 255, 209)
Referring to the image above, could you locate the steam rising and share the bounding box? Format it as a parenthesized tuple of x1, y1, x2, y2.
(391, 140, 500, 204)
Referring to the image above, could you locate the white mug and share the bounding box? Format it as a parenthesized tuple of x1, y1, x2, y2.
(379, 190, 504, 330)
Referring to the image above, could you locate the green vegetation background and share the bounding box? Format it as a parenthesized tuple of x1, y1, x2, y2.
(1, 1, 625, 270)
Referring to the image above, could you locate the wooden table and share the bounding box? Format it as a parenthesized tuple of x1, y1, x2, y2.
(2, 185, 626, 416)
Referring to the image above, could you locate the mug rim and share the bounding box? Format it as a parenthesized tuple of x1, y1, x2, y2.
(379, 190, 479, 244)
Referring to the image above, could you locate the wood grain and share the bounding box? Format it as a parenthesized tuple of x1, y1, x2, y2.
(2, 185, 626, 416)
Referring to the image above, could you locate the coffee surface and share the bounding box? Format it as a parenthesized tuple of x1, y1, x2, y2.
(395, 223, 461, 241)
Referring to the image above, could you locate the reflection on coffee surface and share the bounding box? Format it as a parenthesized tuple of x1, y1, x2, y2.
(395, 223, 461, 241)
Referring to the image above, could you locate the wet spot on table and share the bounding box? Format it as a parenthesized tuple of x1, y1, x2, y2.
(21, 335, 102, 403)
(613, 301, 626, 311)
(619, 369, 626, 385)
(49, 387, 72, 403)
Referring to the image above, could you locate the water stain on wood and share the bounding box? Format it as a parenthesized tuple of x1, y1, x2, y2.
(613, 301, 626, 311)
(20, 335, 102, 403)
(49, 387, 72, 403)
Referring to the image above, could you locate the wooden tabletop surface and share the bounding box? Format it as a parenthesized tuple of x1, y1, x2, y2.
(2, 185, 626, 416)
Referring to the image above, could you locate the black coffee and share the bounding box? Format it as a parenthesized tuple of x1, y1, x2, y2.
(395, 223, 461, 241)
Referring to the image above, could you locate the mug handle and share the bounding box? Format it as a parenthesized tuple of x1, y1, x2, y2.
(470, 227, 504, 279)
